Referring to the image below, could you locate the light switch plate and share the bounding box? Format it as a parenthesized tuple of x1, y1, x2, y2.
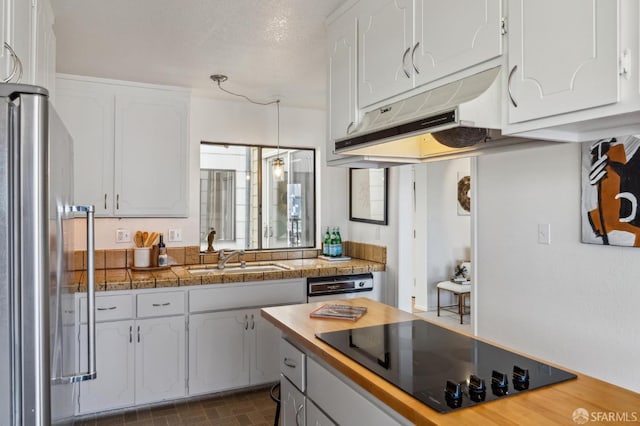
(168, 228, 182, 242)
(538, 224, 551, 245)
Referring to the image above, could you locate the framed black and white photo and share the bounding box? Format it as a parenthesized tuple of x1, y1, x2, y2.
(349, 168, 388, 225)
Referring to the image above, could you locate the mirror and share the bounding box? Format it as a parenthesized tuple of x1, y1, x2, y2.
(200, 142, 316, 251)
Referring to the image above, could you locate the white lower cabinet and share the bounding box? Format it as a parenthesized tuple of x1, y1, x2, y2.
(251, 312, 281, 384)
(188, 308, 280, 395)
(78, 281, 304, 414)
(188, 309, 250, 394)
(281, 375, 306, 426)
(78, 321, 135, 413)
(280, 338, 407, 426)
(77, 292, 186, 414)
(135, 316, 186, 404)
(306, 399, 336, 426)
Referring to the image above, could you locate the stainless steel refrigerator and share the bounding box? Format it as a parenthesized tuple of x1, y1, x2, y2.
(0, 84, 96, 425)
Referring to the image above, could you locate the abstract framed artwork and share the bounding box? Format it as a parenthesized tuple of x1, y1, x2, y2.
(581, 136, 640, 246)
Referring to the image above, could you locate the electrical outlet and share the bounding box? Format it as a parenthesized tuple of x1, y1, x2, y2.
(538, 224, 551, 245)
(116, 229, 131, 243)
(168, 228, 182, 242)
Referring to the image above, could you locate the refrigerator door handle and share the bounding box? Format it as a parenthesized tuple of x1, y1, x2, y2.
(52, 205, 97, 384)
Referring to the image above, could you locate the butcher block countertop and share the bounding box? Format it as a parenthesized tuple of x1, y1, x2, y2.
(261, 298, 640, 426)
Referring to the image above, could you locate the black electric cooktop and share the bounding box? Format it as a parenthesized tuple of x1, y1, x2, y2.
(315, 320, 576, 413)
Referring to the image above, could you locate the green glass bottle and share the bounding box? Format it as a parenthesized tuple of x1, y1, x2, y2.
(323, 227, 331, 256)
(330, 227, 337, 257)
(335, 227, 342, 257)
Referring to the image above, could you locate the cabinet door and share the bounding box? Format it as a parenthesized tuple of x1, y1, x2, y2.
(56, 79, 115, 216)
(135, 316, 186, 405)
(507, 0, 618, 123)
(358, 0, 413, 107)
(414, 0, 502, 86)
(188, 310, 250, 395)
(281, 376, 306, 426)
(307, 399, 336, 426)
(249, 310, 281, 385)
(78, 321, 135, 414)
(114, 86, 189, 217)
(328, 6, 358, 157)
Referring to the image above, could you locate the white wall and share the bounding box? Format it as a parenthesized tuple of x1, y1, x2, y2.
(476, 142, 640, 392)
(75, 95, 342, 250)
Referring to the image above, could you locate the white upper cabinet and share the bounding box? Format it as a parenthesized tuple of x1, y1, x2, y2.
(114, 85, 189, 216)
(506, 0, 619, 124)
(55, 76, 190, 217)
(413, 0, 502, 87)
(56, 79, 115, 216)
(327, 5, 358, 153)
(1, 0, 55, 90)
(355, 0, 503, 109)
(358, 0, 413, 108)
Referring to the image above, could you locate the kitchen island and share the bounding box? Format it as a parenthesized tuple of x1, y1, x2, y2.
(262, 298, 640, 425)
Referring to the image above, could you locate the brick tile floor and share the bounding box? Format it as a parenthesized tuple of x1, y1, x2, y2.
(73, 386, 279, 426)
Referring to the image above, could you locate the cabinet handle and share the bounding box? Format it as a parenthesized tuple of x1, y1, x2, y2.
(152, 302, 171, 307)
(295, 403, 304, 426)
(346, 121, 355, 135)
(402, 47, 411, 78)
(411, 42, 420, 74)
(508, 65, 518, 107)
(2, 42, 23, 83)
(137, 325, 140, 343)
(283, 358, 296, 368)
(250, 314, 255, 330)
(104, 193, 107, 210)
(97, 306, 117, 311)
(129, 325, 133, 343)
(244, 314, 248, 330)
(116, 194, 120, 210)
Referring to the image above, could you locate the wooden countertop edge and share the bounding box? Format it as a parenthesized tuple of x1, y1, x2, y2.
(261, 299, 640, 426)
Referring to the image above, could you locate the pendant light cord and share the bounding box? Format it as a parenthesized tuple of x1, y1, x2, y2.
(212, 77, 280, 106)
(210, 73, 281, 159)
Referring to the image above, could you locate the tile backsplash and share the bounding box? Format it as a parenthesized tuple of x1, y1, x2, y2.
(72, 241, 386, 271)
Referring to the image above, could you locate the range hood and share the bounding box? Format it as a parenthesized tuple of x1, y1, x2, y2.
(334, 67, 546, 162)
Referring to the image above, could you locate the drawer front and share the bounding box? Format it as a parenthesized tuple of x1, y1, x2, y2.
(80, 294, 133, 323)
(280, 339, 306, 392)
(306, 357, 400, 426)
(189, 279, 305, 313)
(137, 291, 185, 318)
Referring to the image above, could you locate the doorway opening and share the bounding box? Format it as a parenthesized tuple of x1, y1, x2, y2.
(411, 157, 474, 333)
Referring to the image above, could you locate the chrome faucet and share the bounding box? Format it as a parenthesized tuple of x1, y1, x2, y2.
(217, 249, 245, 269)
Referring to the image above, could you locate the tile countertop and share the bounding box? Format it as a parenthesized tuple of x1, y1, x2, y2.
(74, 258, 386, 292)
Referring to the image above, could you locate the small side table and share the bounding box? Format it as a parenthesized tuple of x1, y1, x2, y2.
(436, 281, 471, 324)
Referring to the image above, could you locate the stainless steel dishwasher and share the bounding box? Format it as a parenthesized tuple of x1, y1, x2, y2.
(306, 273, 378, 303)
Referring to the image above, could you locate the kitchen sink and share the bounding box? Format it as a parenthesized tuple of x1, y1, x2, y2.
(187, 263, 290, 275)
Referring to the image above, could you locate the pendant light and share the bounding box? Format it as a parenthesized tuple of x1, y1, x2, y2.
(210, 74, 285, 181)
(272, 100, 285, 181)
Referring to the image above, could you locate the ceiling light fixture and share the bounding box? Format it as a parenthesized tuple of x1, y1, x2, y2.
(210, 74, 284, 181)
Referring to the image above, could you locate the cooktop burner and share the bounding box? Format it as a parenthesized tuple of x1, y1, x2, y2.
(315, 320, 576, 413)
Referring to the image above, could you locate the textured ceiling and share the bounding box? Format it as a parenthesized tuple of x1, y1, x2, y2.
(51, 0, 344, 109)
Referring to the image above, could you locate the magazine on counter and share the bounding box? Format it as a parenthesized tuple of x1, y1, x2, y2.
(309, 304, 368, 321)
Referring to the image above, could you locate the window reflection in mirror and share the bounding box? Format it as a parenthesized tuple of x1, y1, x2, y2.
(200, 142, 316, 252)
